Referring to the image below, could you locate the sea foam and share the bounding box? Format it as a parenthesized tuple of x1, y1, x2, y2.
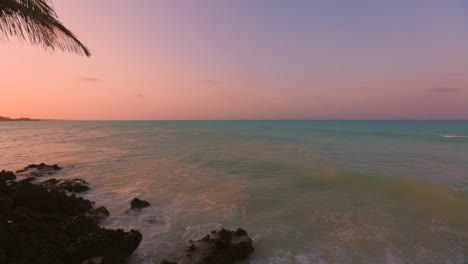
(441, 134, 467, 138)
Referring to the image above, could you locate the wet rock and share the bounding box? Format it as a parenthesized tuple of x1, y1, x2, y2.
(8, 180, 93, 216)
(162, 228, 254, 264)
(0, 196, 13, 212)
(0, 249, 6, 264)
(83, 256, 103, 264)
(12, 190, 59, 214)
(86, 206, 110, 224)
(67, 227, 142, 263)
(41, 178, 90, 193)
(60, 179, 89, 193)
(0, 170, 16, 181)
(130, 198, 150, 209)
(161, 260, 177, 264)
(17, 163, 62, 172)
(234, 228, 248, 237)
(0, 179, 7, 193)
(41, 178, 59, 185)
(18, 177, 36, 183)
(16, 163, 62, 177)
(0, 165, 142, 264)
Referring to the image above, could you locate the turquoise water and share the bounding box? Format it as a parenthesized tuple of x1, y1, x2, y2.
(1, 120, 468, 263)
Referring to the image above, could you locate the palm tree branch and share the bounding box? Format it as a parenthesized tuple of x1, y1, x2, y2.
(0, 0, 90, 56)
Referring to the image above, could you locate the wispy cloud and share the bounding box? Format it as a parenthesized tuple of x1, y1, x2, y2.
(451, 72, 463, 78)
(290, 95, 324, 102)
(430, 87, 459, 93)
(203, 79, 223, 85)
(77, 77, 103, 83)
(212, 91, 231, 99)
(128, 93, 144, 99)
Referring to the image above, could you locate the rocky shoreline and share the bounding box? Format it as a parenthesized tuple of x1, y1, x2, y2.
(0, 164, 255, 263)
(0, 165, 142, 264)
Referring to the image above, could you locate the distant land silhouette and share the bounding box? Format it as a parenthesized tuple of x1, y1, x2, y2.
(0, 116, 39, 121)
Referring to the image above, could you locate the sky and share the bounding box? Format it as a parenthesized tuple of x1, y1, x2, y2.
(1, 0, 468, 120)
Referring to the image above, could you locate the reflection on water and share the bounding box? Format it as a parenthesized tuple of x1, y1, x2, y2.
(1, 120, 468, 263)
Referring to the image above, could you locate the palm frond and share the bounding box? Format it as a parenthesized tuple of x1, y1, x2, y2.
(0, 0, 90, 56)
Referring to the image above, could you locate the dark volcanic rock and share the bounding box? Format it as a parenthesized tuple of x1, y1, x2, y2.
(7, 180, 93, 215)
(162, 228, 254, 264)
(41, 178, 90, 193)
(161, 260, 177, 264)
(41, 178, 59, 185)
(86, 206, 110, 225)
(60, 179, 89, 193)
(16, 163, 62, 177)
(18, 177, 36, 183)
(0, 165, 142, 264)
(67, 227, 142, 263)
(0, 170, 16, 181)
(130, 198, 150, 209)
(0, 196, 13, 212)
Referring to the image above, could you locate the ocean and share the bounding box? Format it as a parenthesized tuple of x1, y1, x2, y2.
(1, 120, 468, 263)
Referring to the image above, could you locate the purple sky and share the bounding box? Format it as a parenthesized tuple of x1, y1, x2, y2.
(1, 0, 467, 120)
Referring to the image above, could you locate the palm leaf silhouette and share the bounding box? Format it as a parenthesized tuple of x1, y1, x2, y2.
(0, 0, 90, 56)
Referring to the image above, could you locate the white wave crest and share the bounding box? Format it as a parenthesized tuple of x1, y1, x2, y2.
(441, 134, 467, 138)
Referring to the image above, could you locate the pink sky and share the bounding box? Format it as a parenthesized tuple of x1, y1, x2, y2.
(1, 0, 467, 120)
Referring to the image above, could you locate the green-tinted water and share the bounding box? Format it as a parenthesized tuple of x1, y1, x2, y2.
(1, 120, 467, 263)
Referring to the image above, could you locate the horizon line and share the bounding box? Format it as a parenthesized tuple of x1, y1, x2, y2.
(26, 118, 468, 122)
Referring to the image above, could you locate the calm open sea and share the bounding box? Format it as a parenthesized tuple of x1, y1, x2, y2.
(1, 120, 468, 263)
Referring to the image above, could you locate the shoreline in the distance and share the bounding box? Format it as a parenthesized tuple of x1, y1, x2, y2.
(0, 116, 40, 121)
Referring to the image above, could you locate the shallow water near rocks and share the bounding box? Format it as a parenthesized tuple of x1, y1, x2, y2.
(1, 120, 468, 263)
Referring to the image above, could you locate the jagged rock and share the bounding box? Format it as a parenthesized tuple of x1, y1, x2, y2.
(11, 189, 59, 214)
(0, 249, 6, 264)
(130, 198, 150, 209)
(41, 178, 90, 193)
(0, 165, 142, 264)
(67, 227, 142, 263)
(41, 178, 59, 185)
(18, 177, 36, 183)
(86, 206, 110, 224)
(16, 163, 62, 177)
(83, 256, 103, 264)
(162, 228, 254, 264)
(0, 196, 13, 212)
(17, 163, 62, 172)
(161, 260, 177, 264)
(0, 170, 16, 181)
(8, 180, 93, 216)
(0, 179, 7, 193)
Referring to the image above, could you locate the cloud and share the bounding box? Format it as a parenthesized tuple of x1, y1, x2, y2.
(203, 79, 223, 85)
(290, 95, 324, 102)
(77, 77, 102, 83)
(430, 87, 459, 93)
(128, 93, 145, 99)
(212, 91, 231, 99)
